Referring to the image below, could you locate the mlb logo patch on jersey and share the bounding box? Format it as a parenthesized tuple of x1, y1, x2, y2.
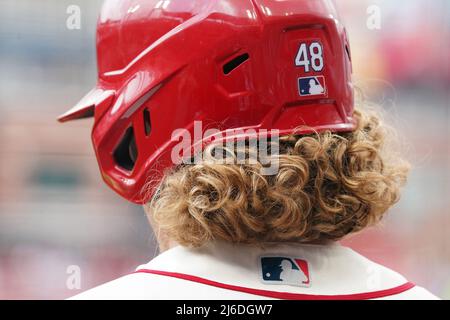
(298, 76, 326, 97)
(260, 256, 310, 287)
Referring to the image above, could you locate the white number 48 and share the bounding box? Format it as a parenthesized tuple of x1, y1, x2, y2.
(295, 42, 324, 72)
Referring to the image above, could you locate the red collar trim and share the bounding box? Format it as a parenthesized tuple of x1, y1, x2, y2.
(134, 269, 415, 300)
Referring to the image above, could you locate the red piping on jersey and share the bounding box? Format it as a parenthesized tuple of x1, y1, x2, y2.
(134, 269, 415, 300)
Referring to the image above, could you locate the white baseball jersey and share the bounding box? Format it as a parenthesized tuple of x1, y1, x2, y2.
(70, 242, 439, 300)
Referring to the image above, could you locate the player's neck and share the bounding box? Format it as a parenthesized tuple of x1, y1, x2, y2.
(157, 237, 179, 252)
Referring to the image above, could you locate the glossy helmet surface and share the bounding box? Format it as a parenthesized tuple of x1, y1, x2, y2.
(58, 0, 354, 204)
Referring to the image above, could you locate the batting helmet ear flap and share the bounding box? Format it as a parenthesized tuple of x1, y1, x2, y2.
(58, 88, 115, 123)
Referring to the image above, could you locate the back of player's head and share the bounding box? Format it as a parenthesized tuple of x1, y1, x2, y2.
(58, 0, 354, 204)
(150, 104, 410, 247)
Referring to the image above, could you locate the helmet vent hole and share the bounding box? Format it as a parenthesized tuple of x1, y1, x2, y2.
(113, 127, 138, 171)
(143, 108, 152, 136)
(223, 53, 249, 75)
(345, 44, 351, 62)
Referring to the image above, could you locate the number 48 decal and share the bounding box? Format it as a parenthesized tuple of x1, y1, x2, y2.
(295, 42, 324, 72)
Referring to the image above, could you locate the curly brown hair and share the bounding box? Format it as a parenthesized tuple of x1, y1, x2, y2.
(147, 105, 410, 247)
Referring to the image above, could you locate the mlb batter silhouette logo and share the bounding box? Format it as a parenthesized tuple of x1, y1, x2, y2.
(298, 76, 326, 96)
(260, 256, 310, 287)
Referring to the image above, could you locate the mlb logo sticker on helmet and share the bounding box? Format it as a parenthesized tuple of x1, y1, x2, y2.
(298, 76, 326, 96)
(260, 256, 311, 287)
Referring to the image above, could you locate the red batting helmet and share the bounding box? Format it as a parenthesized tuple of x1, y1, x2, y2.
(58, 0, 354, 204)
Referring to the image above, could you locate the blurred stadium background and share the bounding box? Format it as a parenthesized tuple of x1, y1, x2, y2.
(0, 0, 449, 299)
